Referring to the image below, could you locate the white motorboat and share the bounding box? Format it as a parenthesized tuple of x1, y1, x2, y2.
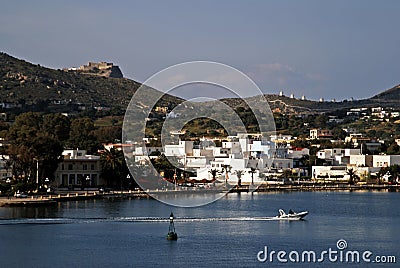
(274, 209, 308, 220)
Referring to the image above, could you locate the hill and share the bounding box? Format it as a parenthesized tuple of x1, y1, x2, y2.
(1, 52, 400, 117)
(220, 84, 400, 115)
(370, 84, 400, 104)
(0, 52, 181, 115)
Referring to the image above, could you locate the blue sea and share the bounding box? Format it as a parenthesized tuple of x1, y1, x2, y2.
(0, 191, 399, 267)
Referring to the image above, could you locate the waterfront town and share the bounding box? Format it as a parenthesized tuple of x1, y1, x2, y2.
(1, 99, 400, 203)
(2, 2, 400, 267)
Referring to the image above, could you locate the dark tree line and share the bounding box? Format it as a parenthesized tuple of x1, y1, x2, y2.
(1, 112, 122, 186)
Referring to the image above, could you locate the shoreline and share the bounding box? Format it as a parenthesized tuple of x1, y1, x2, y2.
(0, 184, 399, 207)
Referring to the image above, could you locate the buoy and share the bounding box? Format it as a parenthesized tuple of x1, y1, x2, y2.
(167, 212, 178, 240)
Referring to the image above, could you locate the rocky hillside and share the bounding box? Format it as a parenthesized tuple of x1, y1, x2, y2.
(0, 52, 180, 114)
(222, 84, 400, 115)
(370, 84, 400, 104)
(1, 52, 399, 116)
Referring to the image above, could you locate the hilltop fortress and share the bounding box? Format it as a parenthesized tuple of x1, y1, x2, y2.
(64, 61, 123, 78)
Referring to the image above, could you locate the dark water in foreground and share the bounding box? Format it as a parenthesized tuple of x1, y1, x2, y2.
(0, 191, 399, 267)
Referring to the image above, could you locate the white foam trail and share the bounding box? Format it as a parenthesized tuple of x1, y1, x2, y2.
(112, 216, 279, 222)
(0, 216, 300, 225)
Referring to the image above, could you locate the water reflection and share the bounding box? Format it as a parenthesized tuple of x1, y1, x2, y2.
(0, 192, 398, 267)
(0, 206, 59, 219)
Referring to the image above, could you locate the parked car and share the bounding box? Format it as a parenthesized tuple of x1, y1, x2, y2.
(99, 187, 111, 193)
(46, 187, 55, 194)
(14, 192, 28, 198)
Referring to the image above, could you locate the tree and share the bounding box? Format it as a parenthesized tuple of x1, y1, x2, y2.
(7, 112, 42, 147)
(0, 120, 9, 139)
(5, 112, 65, 185)
(235, 170, 243, 187)
(151, 154, 177, 180)
(222, 164, 231, 187)
(332, 127, 347, 140)
(209, 169, 218, 184)
(249, 167, 256, 185)
(68, 117, 99, 154)
(42, 113, 71, 143)
(94, 126, 121, 144)
(387, 142, 400, 155)
(4, 144, 35, 182)
(100, 148, 128, 189)
(346, 168, 359, 185)
(378, 165, 400, 184)
(31, 133, 64, 180)
(291, 139, 310, 149)
(314, 114, 328, 128)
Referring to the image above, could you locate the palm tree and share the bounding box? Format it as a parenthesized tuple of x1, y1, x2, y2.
(235, 170, 244, 187)
(280, 169, 293, 183)
(249, 167, 256, 186)
(209, 169, 218, 186)
(346, 168, 359, 185)
(100, 148, 125, 189)
(222, 164, 231, 187)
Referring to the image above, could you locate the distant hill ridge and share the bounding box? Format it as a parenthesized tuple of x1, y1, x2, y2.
(0, 52, 180, 114)
(370, 84, 400, 102)
(1, 52, 400, 115)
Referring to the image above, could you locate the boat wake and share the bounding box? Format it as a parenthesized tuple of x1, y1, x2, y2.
(0, 215, 305, 225)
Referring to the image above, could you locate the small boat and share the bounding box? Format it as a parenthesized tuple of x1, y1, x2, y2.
(167, 212, 178, 240)
(274, 209, 308, 220)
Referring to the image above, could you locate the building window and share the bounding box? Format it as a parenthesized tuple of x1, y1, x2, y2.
(83, 164, 88, 170)
(69, 174, 75, 185)
(68, 164, 73, 170)
(61, 164, 64, 170)
(77, 174, 83, 184)
(62, 174, 68, 186)
(91, 164, 95, 170)
(92, 174, 97, 185)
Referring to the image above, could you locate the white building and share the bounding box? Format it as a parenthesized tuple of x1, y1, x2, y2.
(140, 134, 296, 183)
(349, 155, 373, 167)
(312, 165, 379, 182)
(166, 111, 180, 118)
(317, 148, 360, 159)
(288, 147, 309, 159)
(248, 140, 276, 158)
(316, 148, 360, 165)
(342, 128, 357, 134)
(54, 149, 102, 187)
(164, 140, 193, 157)
(134, 146, 163, 156)
(270, 158, 293, 169)
(373, 155, 400, 167)
(270, 134, 295, 146)
(0, 155, 12, 181)
(310, 129, 333, 140)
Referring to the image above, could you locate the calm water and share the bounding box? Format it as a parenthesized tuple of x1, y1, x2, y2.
(0, 191, 399, 267)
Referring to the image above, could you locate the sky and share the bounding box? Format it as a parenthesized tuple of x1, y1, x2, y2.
(1, 0, 400, 101)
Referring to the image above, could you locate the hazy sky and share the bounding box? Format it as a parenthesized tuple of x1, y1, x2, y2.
(1, 0, 400, 101)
